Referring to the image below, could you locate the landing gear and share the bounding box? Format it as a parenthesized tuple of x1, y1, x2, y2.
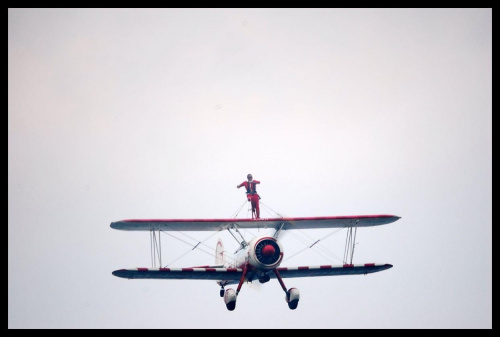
(221, 267, 300, 310)
(235, 263, 249, 296)
(223, 263, 250, 311)
(273, 269, 300, 310)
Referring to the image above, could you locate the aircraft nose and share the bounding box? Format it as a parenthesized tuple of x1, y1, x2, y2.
(262, 244, 276, 257)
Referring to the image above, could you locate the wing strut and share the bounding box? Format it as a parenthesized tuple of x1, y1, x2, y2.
(273, 222, 285, 239)
(150, 229, 162, 268)
(343, 220, 359, 264)
(228, 224, 248, 251)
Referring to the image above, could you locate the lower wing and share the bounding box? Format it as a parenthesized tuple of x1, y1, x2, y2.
(273, 263, 392, 278)
(112, 263, 392, 282)
(112, 267, 243, 280)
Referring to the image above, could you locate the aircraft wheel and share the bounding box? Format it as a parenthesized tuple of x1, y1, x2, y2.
(288, 299, 299, 310)
(259, 274, 270, 283)
(220, 289, 224, 297)
(226, 301, 236, 311)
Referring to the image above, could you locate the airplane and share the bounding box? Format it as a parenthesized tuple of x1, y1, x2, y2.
(111, 209, 401, 311)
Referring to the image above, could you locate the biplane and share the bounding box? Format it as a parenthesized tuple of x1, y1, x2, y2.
(111, 204, 401, 311)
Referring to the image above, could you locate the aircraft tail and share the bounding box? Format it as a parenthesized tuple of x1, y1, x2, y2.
(215, 237, 224, 266)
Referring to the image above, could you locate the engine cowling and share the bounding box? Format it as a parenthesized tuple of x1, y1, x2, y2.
(247, 236, 284, 270)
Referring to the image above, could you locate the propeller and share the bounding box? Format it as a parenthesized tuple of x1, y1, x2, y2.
(255, 239, 281, 265)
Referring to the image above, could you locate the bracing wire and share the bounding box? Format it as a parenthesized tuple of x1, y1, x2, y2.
(283, 227, 345, 263)
(160, 231, 215, 265)
(260, 201, 284, 218)
(286, 221, 344, 246)
(260, 202, 281, 219)
(230, 199, 248, 218)
(159, 229, 223, 267)
(284, 231, 334, 262)
(173, 228, 222, 252)
(243, 228, 257, 240)
(287, 228, 344, 262)
(162, 247, 197, 267)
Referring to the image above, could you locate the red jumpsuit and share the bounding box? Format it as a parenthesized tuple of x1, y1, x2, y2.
(238, 180, 260, 219)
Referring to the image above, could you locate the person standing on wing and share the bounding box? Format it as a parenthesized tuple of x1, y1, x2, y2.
(237, 174, 261, 219)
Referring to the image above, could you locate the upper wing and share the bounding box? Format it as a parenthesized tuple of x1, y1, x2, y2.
(110, 215, 400, 232)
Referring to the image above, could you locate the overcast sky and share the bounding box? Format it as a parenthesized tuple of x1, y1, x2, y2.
(8, 8, 491, 329)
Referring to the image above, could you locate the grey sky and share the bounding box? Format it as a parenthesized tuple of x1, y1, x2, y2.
(8, 8, 491, 329)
